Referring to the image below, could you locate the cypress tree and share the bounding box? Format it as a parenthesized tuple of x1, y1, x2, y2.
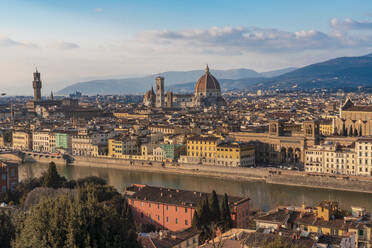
(209, 190, 221, 223)
(199, 196, 211, 226)
(42, 162, 63, 188)
(191, 211, 200, 229)
(221, 193, 233, 232)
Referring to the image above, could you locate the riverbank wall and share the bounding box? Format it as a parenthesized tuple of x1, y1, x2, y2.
(72, 156, 372, 194)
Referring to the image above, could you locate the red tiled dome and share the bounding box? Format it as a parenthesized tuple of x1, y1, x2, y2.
(195, 65, 221, 95)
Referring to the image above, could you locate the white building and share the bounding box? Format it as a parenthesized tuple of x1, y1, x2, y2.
(32, 131, 54, 153)
(305, 143, 356, 175)
(355, 138, 372, 176)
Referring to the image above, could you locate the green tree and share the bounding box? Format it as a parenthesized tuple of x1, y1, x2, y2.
(191, 211, 200, 230)
(13, 193, 140, 248)
(42, 162, 66, 188)
(199, 196, 211, 226)
(209, 190, 221, 223)
(0, 210, 14, 248)
(221, 193, 233, 232)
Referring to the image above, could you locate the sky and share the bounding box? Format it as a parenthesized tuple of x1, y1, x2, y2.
(1, 0, 372, 95)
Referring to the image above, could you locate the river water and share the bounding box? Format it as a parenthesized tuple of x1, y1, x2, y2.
(18, 163, 372, 211)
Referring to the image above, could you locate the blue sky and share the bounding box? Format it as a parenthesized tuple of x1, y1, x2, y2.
(0, 0, 372, 95)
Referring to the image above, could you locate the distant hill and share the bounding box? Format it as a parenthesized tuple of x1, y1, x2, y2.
(214, 53, 372, 91)
(255, 53, 372, 90)
(56, 68, 295, 95)
(57, 53, 372, 95)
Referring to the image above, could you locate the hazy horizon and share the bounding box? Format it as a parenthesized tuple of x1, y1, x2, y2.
(1, 0, 372, 95)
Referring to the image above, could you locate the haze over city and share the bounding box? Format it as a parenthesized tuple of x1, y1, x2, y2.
(1, 0, 372, 95)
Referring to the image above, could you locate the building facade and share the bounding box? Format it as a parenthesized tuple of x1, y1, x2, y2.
(12, 130, 32, 151)
(304, 143, 356, 175)
(125, 184, 250, 232)
(355, 138, 372, 176)
(0, 161, 18, 193)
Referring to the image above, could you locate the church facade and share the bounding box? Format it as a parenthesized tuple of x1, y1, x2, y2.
(143, 65, 226, 109)
(335, 98, 372, 136)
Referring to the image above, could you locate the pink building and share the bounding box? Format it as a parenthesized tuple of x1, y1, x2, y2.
(125, 184, 250, 232)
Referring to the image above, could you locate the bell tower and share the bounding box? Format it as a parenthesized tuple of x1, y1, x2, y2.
(155, 76, 164, 108)
(32, 68, 42, 101)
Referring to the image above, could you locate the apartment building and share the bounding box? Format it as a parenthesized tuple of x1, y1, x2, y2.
(12, 130, 32, 151)
(125, 184, 250, 232)
(355, 138, 372, 176)
(32, 131, 52, 153)
(305, 143, 356, 175)
(0, 161, 18, 193)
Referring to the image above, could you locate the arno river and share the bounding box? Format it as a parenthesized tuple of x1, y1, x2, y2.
(19, 163, 372, 211)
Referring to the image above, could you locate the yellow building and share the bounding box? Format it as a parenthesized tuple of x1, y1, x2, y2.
(184, 136, 219, 164)
(315, 201, 340, 221)
(108, 137, 140, 158)
(181, 136, 255, 167)
(216, 142, 255, 167)
(12, 130, 32, 151)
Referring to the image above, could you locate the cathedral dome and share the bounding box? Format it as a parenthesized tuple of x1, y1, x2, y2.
(195, 65, 221, 96)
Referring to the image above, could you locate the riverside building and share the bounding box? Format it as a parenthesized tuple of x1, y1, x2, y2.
(125, 184, 250, 232)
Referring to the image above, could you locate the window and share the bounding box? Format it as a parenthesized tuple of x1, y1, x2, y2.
(1, 173, 6, 180)
(185, 208, 188, 213)
(166, 216, 169, 222)
(185, 220, 188, 225)
(175, 206, 178, 212)
(175, 218, 178, 224)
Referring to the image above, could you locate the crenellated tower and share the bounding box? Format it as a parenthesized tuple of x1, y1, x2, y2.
(32, 68, 42, 101)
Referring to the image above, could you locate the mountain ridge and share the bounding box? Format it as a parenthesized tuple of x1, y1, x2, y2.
(56, 67, 296, 95)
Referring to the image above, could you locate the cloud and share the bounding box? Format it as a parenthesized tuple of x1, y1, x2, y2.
(95, 8, 103, 13)
(0, 35, 38, 48)
(135, 18, 372, 56)
(330, 18, 372, 31)
(49, 41, 80, 50)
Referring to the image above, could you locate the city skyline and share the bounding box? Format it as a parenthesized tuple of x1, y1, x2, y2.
(1, 0, 372, 95)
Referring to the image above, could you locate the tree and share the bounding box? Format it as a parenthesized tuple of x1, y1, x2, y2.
(199, 196, 211, 226)
(220, 193, 233, 232)
(42, 162, 66, 188)
(209, 190, 221, 223)
(13, 193, 140, 248)
(192, 211, 200, 229)
(0, 210, 14, 248)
